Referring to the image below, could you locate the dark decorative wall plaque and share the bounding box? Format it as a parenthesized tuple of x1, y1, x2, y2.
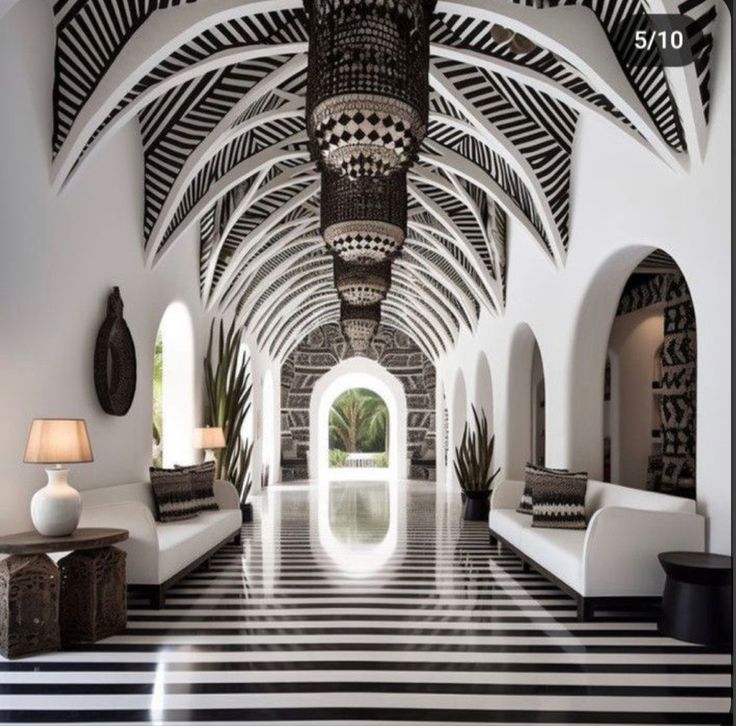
(94, 287, 137, 416)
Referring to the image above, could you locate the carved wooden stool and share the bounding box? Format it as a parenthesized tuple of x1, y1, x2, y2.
(59, 546, 127, 644)
(0, 527, 128, 658)
(0, 554, 60, 658)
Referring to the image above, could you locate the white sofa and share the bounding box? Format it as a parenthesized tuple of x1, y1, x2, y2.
(489, 478, 705, 620)
(79, 479, 242, 607)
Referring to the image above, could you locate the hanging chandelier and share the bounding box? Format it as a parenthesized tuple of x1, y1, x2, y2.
(305, 0, 435, 178)
(341, 301, 381, 353)
(322, 170, 407, 263)
(333, 256, 392, 305)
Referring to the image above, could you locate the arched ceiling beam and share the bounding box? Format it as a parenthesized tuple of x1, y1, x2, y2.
(419, 143, 561, 267)
(408, 174, 504, 311)
(391, 278, 457, 347)
(149, 144, 310, 267)
(270, 298, 340, 359)
(393, 266, 462, 336)
(381, 303, 442, 360)
(436, 0, 685, 169)
(207, 182, 319, 307)
(145, 56, 308, 256)
(406, 227, 487, 313)
(276, 309, 342, 362)
(382, 296, 447, 353)
(400, 249, 477, 329)
(52, 43, 306, 191)
(52, 0, 685, 193)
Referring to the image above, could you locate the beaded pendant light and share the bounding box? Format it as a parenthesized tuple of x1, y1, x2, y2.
(334, 256, 391, 305)
(322, 170, 407, 263)
(305, 0, 435, 178)
(341, 301, 381, 353)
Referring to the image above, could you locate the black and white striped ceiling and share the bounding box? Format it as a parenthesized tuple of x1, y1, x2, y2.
(48, 0, 717, 361)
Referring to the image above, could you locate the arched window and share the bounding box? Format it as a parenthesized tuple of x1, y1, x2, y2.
(152, 302, 195, 468)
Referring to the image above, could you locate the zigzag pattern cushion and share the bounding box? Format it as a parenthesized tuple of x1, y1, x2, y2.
(149, 467, 199, 522)
(176, 462, 219, 512)
(531, 472, 588, 530)
(516, 464, 569, 515)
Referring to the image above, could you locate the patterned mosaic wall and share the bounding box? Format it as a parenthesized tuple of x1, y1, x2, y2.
(281, 324, 436, 481)
(616, 270, 696, 495)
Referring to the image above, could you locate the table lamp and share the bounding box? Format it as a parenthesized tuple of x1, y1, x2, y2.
(23, 419, 93, 536)
(193, 426, 225, 462)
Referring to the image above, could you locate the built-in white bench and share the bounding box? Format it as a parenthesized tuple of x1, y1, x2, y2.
(79, 480, 242, 607)
(489, 478, 705, 620)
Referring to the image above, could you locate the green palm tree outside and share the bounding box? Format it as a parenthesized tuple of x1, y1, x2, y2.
(329, 388, 389, 466)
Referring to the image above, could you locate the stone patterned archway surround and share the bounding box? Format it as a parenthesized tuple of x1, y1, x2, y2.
(280, 323, 436, 481)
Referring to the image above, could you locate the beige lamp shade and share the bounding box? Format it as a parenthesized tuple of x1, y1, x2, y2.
(24, 419, 93, 464)
(193, 426, 226, 450)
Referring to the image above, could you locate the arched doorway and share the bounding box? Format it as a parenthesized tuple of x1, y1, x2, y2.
(152, 302, 195, 468)
(309, 358, 408, 481)
(603, 250, 696, 496)
(474, 351, 494, 440)
(261, 368, 276, 488)
(506, 323, 545, 478)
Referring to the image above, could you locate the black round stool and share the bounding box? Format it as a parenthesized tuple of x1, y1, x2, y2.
(658, 551, 732, 649)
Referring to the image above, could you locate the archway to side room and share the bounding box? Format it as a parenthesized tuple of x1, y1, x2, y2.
(261, 369, 276, 488)
(309, 358, 408, 481)
(569, 246, 697, 500)
(505, 323, 546, 478)
(474, 351, 495, 440)
(152, 301, 195, 468)
(602, 250, 696, 496)
(448, 369, 468, 486)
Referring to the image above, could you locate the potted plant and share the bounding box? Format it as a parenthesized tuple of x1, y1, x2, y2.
(453, 405, 500, 521)
(204, 319, 255, 522)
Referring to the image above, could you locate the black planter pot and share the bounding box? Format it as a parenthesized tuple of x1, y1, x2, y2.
(463, 494, 489, 521)
(240, 502, 253, 523)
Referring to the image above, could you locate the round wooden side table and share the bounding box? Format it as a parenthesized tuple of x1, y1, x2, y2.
(658, 551, 732, 649)
(0, 527, 128, 658)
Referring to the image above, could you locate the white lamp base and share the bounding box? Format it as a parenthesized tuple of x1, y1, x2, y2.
(30, 468, 82, 536)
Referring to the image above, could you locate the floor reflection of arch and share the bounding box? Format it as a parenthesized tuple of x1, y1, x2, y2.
(310, 479, 406, 580)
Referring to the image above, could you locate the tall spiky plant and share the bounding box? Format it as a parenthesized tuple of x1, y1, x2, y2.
(204, 319, 254, 504)
(453, 405, 500, 497)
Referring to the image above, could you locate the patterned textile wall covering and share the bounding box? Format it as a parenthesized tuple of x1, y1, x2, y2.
(616, 272, 671, 315)
(658, 272, 697, 493)
(280, 324, 436, 481)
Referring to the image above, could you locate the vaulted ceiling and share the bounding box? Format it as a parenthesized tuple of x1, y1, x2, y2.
(49, 0, 717, 361)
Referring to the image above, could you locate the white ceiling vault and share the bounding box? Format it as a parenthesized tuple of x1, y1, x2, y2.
(49, 0, 717, 361)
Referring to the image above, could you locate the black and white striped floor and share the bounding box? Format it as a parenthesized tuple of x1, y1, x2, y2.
(0, 480, 731, 725)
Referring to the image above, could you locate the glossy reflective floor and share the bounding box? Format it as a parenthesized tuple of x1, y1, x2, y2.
(1, 480, 731, 724)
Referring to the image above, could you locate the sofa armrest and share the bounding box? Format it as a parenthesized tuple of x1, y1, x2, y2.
(214, 479, 240, 509)
(79, 501, 160, 585)
(490, 479, 525, 512)
(582, 507, 705, 597)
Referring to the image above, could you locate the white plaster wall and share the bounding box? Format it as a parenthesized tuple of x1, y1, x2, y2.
(0, 2, 212, 535)
(437, 9, 731, 553)
(608, 305, 665, 488)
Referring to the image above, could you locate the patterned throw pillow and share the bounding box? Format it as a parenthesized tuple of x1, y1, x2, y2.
(176, 462, 219, 512)
(531, 472, 588, 530)
(149, 467, 199, 522)
(516, 464, 569, 515)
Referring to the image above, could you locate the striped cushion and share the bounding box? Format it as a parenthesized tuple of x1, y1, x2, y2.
(516, 464, 569, 515)
(149, 467, 199, 522)
(531, 472, 588, 530)
(176, 462, 219, 512)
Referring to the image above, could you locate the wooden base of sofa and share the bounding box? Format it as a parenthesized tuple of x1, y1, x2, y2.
(129, 529, 242, 609)
(489, 528, 661, 622)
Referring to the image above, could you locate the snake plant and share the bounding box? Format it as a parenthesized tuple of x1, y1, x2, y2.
(453, 405, 500, 498)
(204, 319, 254, 504)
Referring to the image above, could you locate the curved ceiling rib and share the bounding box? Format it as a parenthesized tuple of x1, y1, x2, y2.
(45, 0, 715, 362)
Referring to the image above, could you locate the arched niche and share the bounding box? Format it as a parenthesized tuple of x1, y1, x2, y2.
(309, 358, 408, 481)
(505, 322, 545, 478)
(153, 301, 195, 468)
(474, 351, 494, 437)
(261, 368, 276, 487)
(568, 246, 698, 492)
